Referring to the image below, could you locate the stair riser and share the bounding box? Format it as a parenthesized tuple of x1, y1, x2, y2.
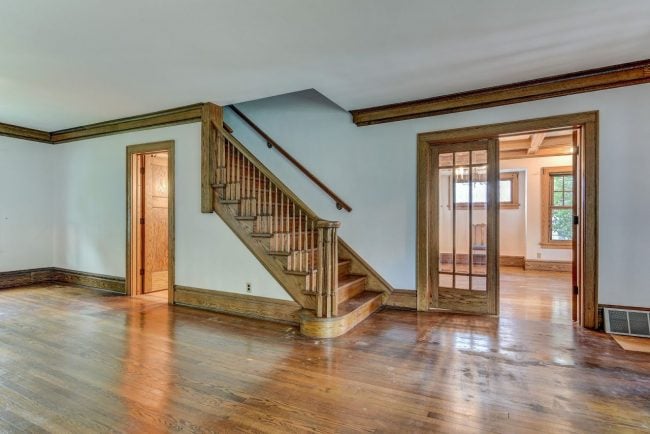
(339, 262, 352, 279)
(336, 277, 367, 304)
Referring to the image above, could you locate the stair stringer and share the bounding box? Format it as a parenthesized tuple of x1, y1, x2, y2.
(211, 190, 315, 310)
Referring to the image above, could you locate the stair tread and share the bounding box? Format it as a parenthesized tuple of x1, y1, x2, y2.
(337, 274, 367, 288)
(337, 291, 382, 316)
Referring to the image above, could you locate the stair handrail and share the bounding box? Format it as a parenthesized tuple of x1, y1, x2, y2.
(229, 105, 352, 212)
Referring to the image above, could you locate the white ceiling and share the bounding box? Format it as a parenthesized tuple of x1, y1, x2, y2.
(2, 0, 650, 131)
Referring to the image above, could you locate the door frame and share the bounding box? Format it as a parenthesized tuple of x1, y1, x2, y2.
(126, 140, 175, 304)
(416, 111, 598, 328)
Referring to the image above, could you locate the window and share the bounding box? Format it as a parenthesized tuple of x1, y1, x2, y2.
(541, 166, 573, 248)
(451, 171, 519, 209)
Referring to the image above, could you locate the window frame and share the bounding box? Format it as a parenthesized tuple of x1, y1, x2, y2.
(540, 166, 573, 249)
(449, 171, 519, 209)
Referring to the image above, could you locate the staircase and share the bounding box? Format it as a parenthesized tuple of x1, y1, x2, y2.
(203, 108, 392, 338)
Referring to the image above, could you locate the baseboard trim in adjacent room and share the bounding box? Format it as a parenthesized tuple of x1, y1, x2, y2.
(0, 267, 125, 293)
(500, 256, 525, 267)
(174, 285, 302, 325)
(524, 259, 572, 272)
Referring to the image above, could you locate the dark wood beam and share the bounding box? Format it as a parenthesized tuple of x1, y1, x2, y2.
(351, 59, 650, 126)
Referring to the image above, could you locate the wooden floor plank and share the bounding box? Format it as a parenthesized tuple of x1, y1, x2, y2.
(0, 271, 649, 433)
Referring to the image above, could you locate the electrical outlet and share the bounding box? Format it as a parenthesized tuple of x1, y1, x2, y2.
(537, 252, 542, 259)
(246, 283, 252, 293)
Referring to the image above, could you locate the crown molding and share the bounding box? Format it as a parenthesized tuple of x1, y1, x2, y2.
(351, 58, 650, 126)
(0, 122, 51, 143)
(0, 103, 206, 144)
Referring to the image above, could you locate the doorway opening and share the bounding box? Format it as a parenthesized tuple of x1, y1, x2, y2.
(498, 126, 577, 324)
(417, 112, 598, 329)
(126, 141, 175, 304)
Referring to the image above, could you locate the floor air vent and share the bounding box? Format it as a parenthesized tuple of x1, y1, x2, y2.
(604, 308, 650, 337)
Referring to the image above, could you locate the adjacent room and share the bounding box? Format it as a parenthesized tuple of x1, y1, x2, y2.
(1, 1, 649, 432)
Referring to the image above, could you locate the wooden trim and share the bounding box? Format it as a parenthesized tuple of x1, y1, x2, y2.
(229, 106, 352, 212)
(201, 103, 223, 212)
(500, 256, 525, 267)
(0, 267, 125, 293)
(417, 111, 598, 328)
(540, 166, 573, 248)
(51, 104, 203, 143)
(126, 141, 175, 305)
(0, 122, 51, 143)
(386, 289, 417, 309)
(50, 268, 125, 293)
(351, 59, 650, 125)
(174, 285, 302, 325)
(524, 259, 572, 272)
(0, 268, 53, 289)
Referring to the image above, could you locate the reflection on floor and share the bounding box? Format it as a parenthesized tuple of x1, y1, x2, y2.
(135, 289, 168, 303)
(0, 283, 648, 432)
(500, 266, 572, 324)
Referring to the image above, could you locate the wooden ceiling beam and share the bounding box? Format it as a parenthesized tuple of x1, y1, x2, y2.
(351, 59, 650, 126)
(528, 132, 546, 155)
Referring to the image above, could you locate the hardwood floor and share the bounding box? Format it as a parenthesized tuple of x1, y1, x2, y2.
(0, 283, 648, 433)
(500, 266, 573, 324)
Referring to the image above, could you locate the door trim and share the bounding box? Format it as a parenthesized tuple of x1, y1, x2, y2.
(416, 111, 598, 328)
(126, 140, 175, 304)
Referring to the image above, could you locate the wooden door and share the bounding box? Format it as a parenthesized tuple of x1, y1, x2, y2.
(571, 129, 581, 322)
(143, 153, 169, 293)
(430, 139, 499, 314)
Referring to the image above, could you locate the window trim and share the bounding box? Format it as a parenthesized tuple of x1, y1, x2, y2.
(540, 166, 573, 249)
(449, 171, 520, 209)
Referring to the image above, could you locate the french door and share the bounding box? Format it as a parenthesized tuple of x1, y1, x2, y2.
(430, 139, 499, 314)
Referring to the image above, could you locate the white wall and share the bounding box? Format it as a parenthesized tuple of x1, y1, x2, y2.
(0, 137, 55, 271)
(501, 156, 573, 261)
(225, 84, 650, 307)
(52, 124, 291, 300)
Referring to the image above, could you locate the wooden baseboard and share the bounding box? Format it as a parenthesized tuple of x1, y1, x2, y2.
(0, 268, 53, 289)
(386, 289, 417, 309)
(0, 267, 125, 293)
(50, 268, 125, 293)
(500, 256, 525, 267)
(174, 285, 302, 325)
(524, 259, 572, 272)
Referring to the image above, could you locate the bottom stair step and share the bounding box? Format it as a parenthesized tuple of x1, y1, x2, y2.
(299, 291, 383, 339)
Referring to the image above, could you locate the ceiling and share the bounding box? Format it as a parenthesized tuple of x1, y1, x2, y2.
(2, 0, 650, 131)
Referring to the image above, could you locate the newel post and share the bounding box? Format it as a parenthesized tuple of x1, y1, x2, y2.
(316, 220, 340, 318)
(201, 103, 223, 213)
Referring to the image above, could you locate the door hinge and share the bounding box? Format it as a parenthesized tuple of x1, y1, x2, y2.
(573, 285, 579, 295)
(139, 268, 144, 276)
(140, 217, 144, 225)
(573, 215, 579, 225)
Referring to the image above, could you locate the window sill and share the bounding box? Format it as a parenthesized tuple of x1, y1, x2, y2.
(539, 242, 572, 250)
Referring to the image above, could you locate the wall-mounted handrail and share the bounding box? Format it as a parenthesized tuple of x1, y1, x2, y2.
(229, 105, 352, 212)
